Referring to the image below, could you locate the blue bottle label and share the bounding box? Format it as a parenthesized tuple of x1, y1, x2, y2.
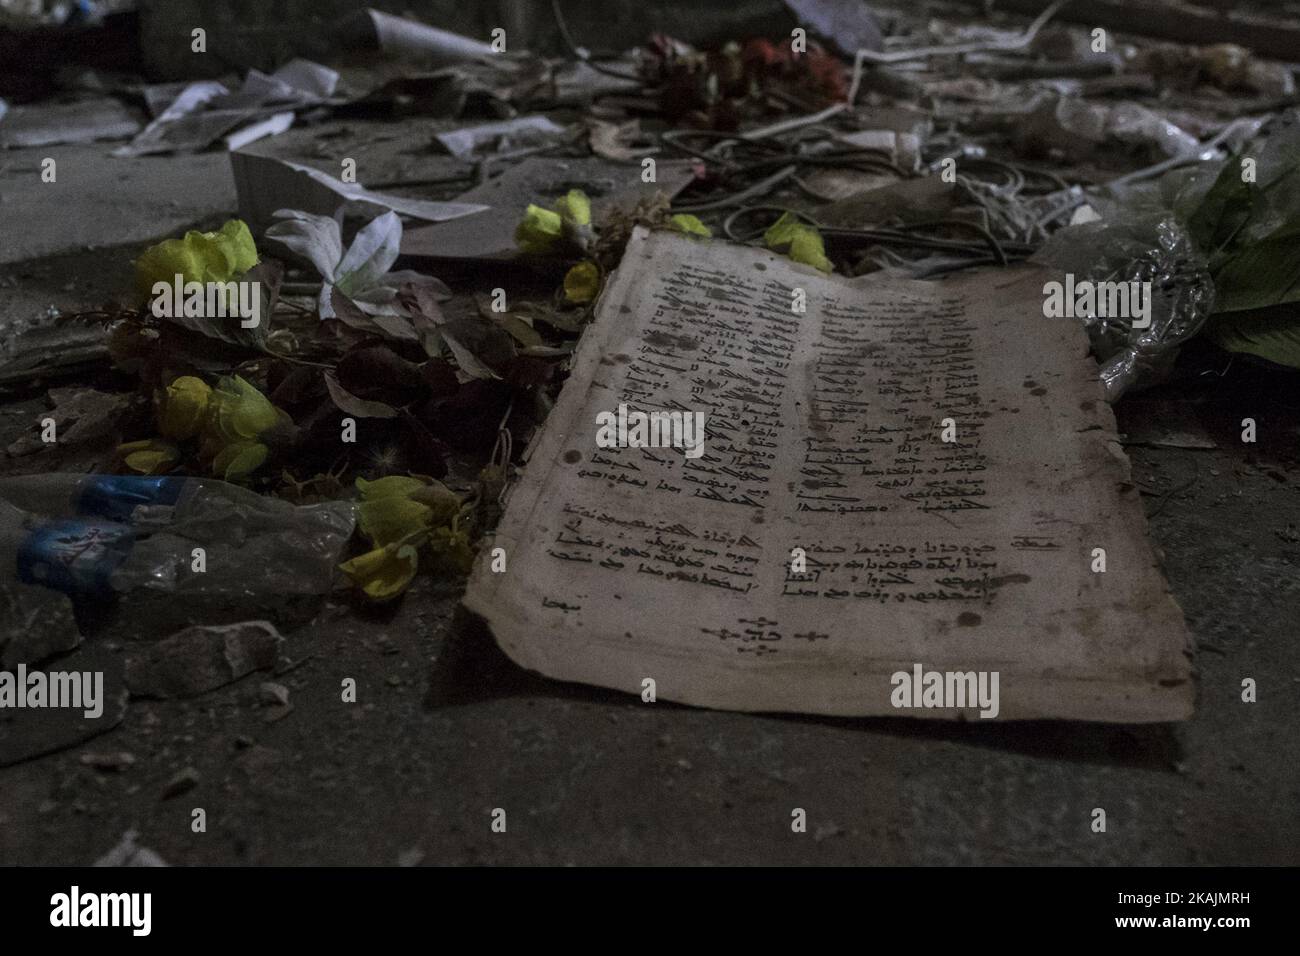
(17, 519, 135, 596)
(75, 476, 185, 522)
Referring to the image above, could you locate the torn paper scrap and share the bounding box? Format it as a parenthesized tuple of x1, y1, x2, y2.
(224, 111, 294, 152)
(434, 115, 566, 159)
(340, 8, 497, 64)
(114, 60, 339, 157)
(112, 80, 233, 156)
(465, 228, 1193, 723)
(244, 58, 339, 103)
(230, 150, 488, 236)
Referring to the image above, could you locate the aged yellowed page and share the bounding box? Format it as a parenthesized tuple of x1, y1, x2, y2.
(464, 227, 1193, 722)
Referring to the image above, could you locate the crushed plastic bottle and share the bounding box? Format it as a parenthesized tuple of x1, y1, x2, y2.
(0, 475, 355, 599)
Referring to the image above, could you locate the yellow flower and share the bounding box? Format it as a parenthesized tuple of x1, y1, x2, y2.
(563, 261, 601, 303)
(355, 475, 461, 547)
(356, 475, 427, 500)
(554, 189, 591, 227)
(515, 190, 594, 254)
(406, 481, 461, 525)
(357, 496, 433, 548)
(211, 440, 268, 481)
(515, 204, 563, 254)
(206, 374, 280, 444)
(157, 375, 211, 440)
(763, 212, 832, 273)
(669, 214, 711, 238)
(117, 439, 180, 475)
(134, 219, 258, 302)
(338, 544, 419, 601)
(343, 476, 466, 598)
(187, 375, 285, 481)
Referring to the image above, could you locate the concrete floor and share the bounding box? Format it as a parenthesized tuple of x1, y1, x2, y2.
(0, 120, 1297, 865)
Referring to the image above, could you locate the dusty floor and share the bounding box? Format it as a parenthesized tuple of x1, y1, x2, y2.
(0, 119, 1297, 866)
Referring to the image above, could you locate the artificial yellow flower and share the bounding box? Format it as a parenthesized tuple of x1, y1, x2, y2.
(186, 375, 286, 481)
(356, 475, 427, 500)
(206, 374, 280, 444)
(117, 438, 180, 475)
(515, 190, 594, 254)
(358, 496, 433, 548)
(157, 375, 211, 440)
(554, 189, 591, 227)
(342, 476, 466, 600)
(669, 214, 712, 238)
(134, 219, 258, 301)
(516, 204, 564, 254)
(406, 481, 461, 524)
(211, 440, 268, 481)
(338, 543, 419, 601)
(355, 475, 461, 547)
(763, 212, 832, 273)
(563, 261, 601, 303)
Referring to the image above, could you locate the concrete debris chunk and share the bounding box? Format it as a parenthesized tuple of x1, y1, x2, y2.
(125, 620, 284, 699)
(0, 579, 81, 667)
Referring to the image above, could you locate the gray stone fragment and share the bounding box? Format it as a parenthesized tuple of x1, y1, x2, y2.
(0, 580, 81, 668)
(125, 620, 284, 699)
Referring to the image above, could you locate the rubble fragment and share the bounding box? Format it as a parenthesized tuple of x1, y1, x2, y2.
(0, 578, 80, 667)
(124, 621, 285, 699)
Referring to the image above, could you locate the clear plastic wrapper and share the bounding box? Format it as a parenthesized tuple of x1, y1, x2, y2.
(1033, 212, 1215, 402)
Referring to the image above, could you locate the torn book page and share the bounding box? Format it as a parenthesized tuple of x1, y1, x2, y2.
(464, 227, 1193, 722)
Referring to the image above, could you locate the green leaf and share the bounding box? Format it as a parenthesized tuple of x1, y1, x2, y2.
(1207, 306, 1300, 368)
(1210, 221, 1300, 313)
(1185, 116, 1300, 311)
(1186, 158, 1255, 256)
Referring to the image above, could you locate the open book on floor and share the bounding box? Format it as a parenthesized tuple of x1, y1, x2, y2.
(464, 227, 1193, 722)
